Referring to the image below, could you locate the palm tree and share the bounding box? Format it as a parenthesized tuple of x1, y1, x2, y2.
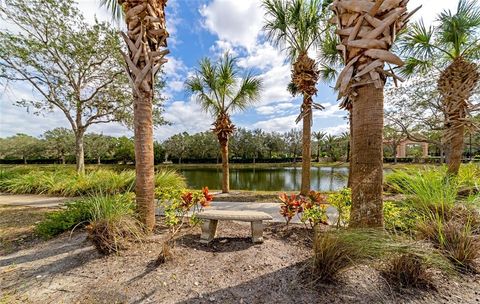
(398, 0, 480, 176)
(263, 0, 328, 196)
(185, 53, 262, 193)
(312, 131, 326, 162)
(330, 0, 417, 228)
(101, 0, 169, 231)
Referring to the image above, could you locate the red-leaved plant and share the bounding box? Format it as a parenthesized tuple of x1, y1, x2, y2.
(279, 191, 329, 228)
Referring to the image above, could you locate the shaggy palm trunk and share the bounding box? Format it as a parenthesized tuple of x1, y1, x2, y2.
(120, 0, 169, 231)
(220, 138, 229, 193)
(74, 131, 85, 175)
(292, 52, 319, 196)
(301, 99, 312, 195)
(438, 57, 479, 176)
(331, 0, 414, 228)
(349, 84, 384, 228)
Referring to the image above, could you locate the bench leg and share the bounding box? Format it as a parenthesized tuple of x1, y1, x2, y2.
(200, 219, 218, 244)
(251, 221, 264, 243)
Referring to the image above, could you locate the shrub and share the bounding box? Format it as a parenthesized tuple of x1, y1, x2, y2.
(381, 253, 433, 289)
(327, 188, 351, 227)
(36, 199, 94, 238)
(156, 187, 213, 263)
(383, 201, 420, 234)
(278, 191, 329, 228)
(86, 194, 144, 255)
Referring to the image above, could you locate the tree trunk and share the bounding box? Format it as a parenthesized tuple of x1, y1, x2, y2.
(220, 138, 229, 193)
(61, 154, 66, 165)
(349, 83, 384, 228)
(133, 90, 156, 231)
(75, 131, 85, 174)
(347, 108, 353, 188)
(301, 101, 312, 195)
(97, 156, 101, 165)
(447, 123, 464, 175)
(23, 156, 27, 165)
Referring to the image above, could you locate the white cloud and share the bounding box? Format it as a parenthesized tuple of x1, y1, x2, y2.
(156, 99, 212, 140)
(237, 42, 286, 71)
(407, 0, 458, 26)
(200, 0, 264, 50)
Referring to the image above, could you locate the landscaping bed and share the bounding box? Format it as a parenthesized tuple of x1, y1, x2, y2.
(1, 211, 479, 304)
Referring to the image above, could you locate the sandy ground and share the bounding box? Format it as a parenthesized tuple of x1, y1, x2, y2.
(1, 217, 480, 304)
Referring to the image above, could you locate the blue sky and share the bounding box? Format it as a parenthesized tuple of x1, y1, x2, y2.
(0, 0, 457, 140)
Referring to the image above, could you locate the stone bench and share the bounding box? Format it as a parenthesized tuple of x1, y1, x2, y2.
(197, 210, 273, 244)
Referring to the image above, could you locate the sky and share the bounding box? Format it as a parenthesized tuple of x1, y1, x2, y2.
(0, 0, 458, 141)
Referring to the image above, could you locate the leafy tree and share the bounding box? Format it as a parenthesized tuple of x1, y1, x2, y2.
(398, 0, 480, 175)
(263, 0, 329, 195)
(0, 133, 42, 163)
(383, 126, 405, 164)
(0, 0, 141, 174)
(114, 136, 135, 164)
(185, 53, 262, 193)
(101, 0, 170, 231)
(84, 133, 117, 164)
(164, 132, 189, 164)
(284, 129, 302, 161)
(43, 128, 74, 164)
(330, 0, 417, 227)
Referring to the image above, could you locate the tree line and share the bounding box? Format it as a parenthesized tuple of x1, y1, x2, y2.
(0, 128, 351, 164)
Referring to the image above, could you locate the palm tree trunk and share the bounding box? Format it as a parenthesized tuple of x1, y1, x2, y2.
(220, 138, 229, 193)
(75, 130, 85, 175)
(349, 83, 384, 228)
(447, 123, 464, 175)
(133, 90, 156, 231)
(301, 101, 312, 195)
(347, 109, 353, 188)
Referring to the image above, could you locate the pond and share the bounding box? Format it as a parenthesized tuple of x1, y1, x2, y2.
(179, 166, 350, 192)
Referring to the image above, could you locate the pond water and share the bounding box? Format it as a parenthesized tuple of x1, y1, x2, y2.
(179, 166, 350, 192)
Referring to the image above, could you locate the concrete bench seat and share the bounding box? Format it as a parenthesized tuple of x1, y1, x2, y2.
(197, 210, 273, 244)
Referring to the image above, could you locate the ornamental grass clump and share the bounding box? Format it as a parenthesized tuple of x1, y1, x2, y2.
(381, 253, 434, 290)
(86, 194, 144, 255)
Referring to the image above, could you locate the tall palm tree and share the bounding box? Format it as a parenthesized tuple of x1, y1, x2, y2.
(399, 0, 480, 176)
(312, 131, 326, 161)
(101, 0, 169, 231)
(330, 0, 418, 228)
(263, 0, 328, 196)
(185, 53, 262, 193)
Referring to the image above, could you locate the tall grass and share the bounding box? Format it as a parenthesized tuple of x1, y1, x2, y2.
(0, 166, 185, 197)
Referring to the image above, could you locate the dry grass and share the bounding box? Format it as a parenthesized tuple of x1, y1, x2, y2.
(381, 253, 434, 289)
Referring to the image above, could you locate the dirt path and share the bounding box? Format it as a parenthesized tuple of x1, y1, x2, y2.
(1, 221, 479, 304)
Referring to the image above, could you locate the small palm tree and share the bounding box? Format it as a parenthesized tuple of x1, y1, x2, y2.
(263, 0, 329, 195)
(312, 131, 326, 162)
(399, 0, 480, 175)
(101, 0, 169, 231)
(330, 0, 417, 228)
(185, 53, 262, 193)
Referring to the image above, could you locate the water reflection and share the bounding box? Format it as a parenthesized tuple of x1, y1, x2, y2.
(179, 166, 350, 192)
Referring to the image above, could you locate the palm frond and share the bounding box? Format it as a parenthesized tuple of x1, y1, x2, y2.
(227, 72, 263, 112)
(99, 0, 124, 21)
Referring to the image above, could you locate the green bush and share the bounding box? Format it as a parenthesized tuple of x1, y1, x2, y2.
(383, 201, 420, 234)
(36, 193, 136, 239)
(36, 199, 94, 238)
(327, 188, 351, 227)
